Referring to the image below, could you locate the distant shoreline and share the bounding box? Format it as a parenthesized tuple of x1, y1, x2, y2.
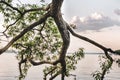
(5, 50, 104, 54)
(5, 50, 17, 53)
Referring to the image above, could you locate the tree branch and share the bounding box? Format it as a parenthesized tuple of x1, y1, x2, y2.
(23, 8, 44, 15)
(29, 59, 54, 66)
(51, 0, 70, 80)
(29, 58, 60, 66)
(0, 1, 22, 14)
(49, 71, 61, 80)
(44, 66, 57, 80)
(0, 1, 45, 15)
(0, 12, 50, 55)
(18, 55, 27, 78)
(0, 32, 9, 38)
(1, 2, 51, 33)
(100, 51, 113, 80)
(3, 16, 22, 33)
(67, 23, 114, 80)
(67, 24, 115, 54)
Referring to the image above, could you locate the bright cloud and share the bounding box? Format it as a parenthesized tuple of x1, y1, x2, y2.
(70, 16, 80, 24)
(91, 12, 103, 20)
(70, 12, 120, 31)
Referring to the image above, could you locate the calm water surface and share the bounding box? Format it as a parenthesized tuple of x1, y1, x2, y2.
(0, 53, 120, 80)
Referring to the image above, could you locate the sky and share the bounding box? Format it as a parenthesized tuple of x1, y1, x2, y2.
(62, 0, 120, 53)
(0, 0, 120, 53)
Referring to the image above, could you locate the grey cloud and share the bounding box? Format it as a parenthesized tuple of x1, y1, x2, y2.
(70, 13, 120, 31)
(114, 9, 120, 15)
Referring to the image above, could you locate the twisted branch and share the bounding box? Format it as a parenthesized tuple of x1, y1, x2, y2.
(67, 23, 114, 80)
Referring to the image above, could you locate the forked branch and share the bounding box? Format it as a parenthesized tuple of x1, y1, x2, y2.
(0, 12, 50, 54)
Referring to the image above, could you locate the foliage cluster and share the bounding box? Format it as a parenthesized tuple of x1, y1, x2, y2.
(0, 1, 84, 79)
(0, 0, 120, 80)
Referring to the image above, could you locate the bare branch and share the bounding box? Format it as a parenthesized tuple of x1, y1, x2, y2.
(13, 43, 28, 49)
(45, 67, 57, 76)
(67, 24, 115, 54)
(49, 71, 61, 80)
(39, 22, 47, 41)
(100, 51, 113, 80)
(44, 66, 57, 80)
(29, 59, 53, 66)
(22, 2, 51, 14)
(18, 54, 27, 78)
(0, 32, 9, 38)
(19, 58, 27, 64)
(33, 23, 48, 42)
(66, 23, 114, 80)
(29, 58, 60, 66)
(23, 8, 44, 14)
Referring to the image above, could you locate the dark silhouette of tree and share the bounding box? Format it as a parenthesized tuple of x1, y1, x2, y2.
(0, 0, 120, 80)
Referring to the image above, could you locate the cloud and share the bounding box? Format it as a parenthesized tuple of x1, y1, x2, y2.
(114, 9, 120, 16)
(70, 12, 120, 31)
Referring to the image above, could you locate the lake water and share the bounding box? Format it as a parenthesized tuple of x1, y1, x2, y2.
(0, 53, 120, 80)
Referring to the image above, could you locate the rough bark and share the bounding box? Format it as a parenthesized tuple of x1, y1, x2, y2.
(50, 0, 70, 79)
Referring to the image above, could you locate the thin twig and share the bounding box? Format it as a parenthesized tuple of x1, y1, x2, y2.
(0, 1, 22, 14)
